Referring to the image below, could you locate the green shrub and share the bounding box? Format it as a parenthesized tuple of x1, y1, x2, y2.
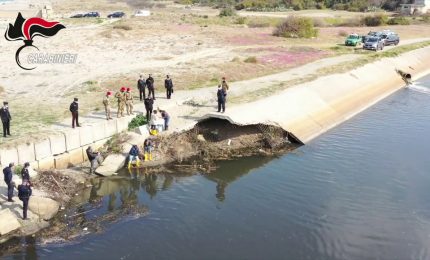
(219, 7, 236, 17)
(362, 14, 388, 26)
(387, 17, 410, 25)
(14, 165, 23, 176)
(273, 16, 318, 38)
(235, 16, 248, 24)
(422, 14, 430, 23)
(244, 56, 257, 63)
(128, 114, 148, 130)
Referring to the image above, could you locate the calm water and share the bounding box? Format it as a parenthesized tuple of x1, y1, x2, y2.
(3, 75, 430, 260)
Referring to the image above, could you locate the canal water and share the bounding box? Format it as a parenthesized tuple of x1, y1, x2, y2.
(3, 75, 430, 260)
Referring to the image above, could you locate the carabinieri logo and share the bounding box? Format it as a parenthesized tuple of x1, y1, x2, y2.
(4, 12, 65, 70)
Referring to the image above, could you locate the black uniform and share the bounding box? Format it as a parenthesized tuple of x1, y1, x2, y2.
(144, 98, 154, 121)
(69, 101, 79, 128)
(21, 167, 30, 182)
(3, 166, 14, 201)
(165, 78, 174, 99)
(0, 106, 11, 137)
(137, 78, 147, 101)
(217, 88, 227, 113)
(146, 76, 155, 100)
(18, 184, 32, 219)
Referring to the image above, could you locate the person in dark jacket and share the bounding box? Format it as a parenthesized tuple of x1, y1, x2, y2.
(0, 101, 12, 137)
(18, 180, 32, 220)
(144, 97, 154, 121)
(128, 145, 141, 168)
(21, 162, 31, 182)
(217, 85, 227, 113)
(137, 75, 147, 101)
(3, 163, 15, 202)
(86, 146, 103, 174)
(69, 98, 80, 128)
(146, 74, 155, 100)
(164, 75, 174, 99)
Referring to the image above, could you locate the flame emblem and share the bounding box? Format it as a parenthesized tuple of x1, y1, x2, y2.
(4, 12, 65, 70)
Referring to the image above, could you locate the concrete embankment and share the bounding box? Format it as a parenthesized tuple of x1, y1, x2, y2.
(204, 46, 430, 143)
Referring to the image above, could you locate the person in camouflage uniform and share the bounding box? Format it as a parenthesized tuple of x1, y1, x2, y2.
(125, 88, 134, 115)
(103, 91, 113, 120)
(115, 87, 126, 118)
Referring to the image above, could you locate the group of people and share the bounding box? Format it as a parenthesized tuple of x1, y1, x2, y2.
(127, 138, 154, 169)
(3, 162, 33, 220)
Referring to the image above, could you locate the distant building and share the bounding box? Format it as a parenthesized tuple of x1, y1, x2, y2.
(400, 0, 430, 15)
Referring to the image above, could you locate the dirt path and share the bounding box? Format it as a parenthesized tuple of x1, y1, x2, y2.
(50, 53, 360, 132)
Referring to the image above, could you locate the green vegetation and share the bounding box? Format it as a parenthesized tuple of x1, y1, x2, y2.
(273, 16, 318, 38)
(14, 165, 23, 176)
(387, 16, 410, 25)
(219, 7, 236, 17)
(102, 133, 130, 154)
(128, 114, 148, 130)
(362, 14, 388, 26)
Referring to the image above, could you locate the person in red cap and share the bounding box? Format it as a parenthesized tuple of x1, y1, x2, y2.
(125, 87, 134, 115)
(103, 91, 113, 120)
(115, 87, 126, 117)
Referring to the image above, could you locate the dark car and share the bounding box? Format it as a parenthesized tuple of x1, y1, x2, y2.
(70, 13, 84, 18)
(363, 37, 384, 51)
(107, 12, 126, 18)
(84, 12, 100, 18)
(381, 33, 400, 46)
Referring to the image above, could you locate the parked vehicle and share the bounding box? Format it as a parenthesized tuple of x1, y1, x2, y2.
(362, 31, 382, 43)
(363, 37, 385, 51)
(381, 33, 400, 46)
(84, 11, 100, 18)
(70, 13, 84, 18)
(345, 34, 362, 46)
(107, 11, 126, 18)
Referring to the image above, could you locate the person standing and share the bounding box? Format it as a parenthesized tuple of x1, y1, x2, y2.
(165, 75, 174, 99)
(18, 180, 32, 220)
(3, 163, 15, 202)
(125, 88, 134, 115)
(146, 74, 155, 100)
(217, 85, 226, 113)
(137, 75, 147, 101)
(103, 91, 113, 120)
(21, 162, 31, 182)
(144, 97, 154, 121)
(86, 146, 103, 174)
(0, 101, 12, 137)
(115, 87, 126, 118)
(69, 98, 80, 128)
(221, 77, 229, 93)
(159, 109, 170, 130)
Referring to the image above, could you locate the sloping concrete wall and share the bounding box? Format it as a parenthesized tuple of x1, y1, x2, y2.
(203, 46, 430, 143)
(0, 114, 135, 171)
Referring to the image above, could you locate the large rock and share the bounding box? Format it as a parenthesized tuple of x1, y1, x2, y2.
(0, 208, 22, 236)
(28, 196, 60, 220)
(95, 154, 125, 177)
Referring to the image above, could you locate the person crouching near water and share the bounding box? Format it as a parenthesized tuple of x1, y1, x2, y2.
(18, 179, 32, 220)
(128, 144, 141, 168)
(217, 85, 227, 113)
(144, 138, 154, 161)
(86, 146, 103, 174)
